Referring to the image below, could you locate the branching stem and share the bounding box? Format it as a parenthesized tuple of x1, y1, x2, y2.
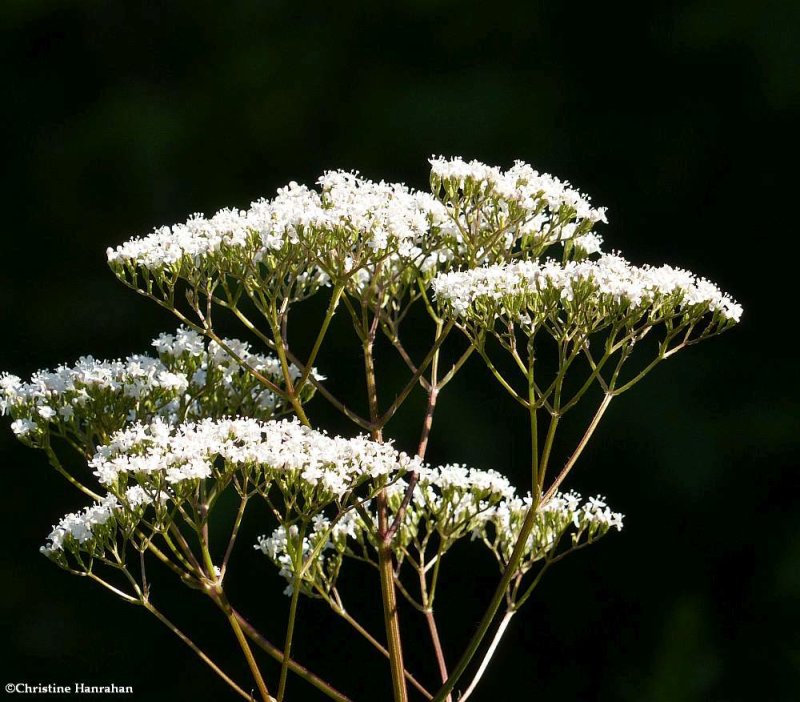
(145, 601, 252, 701)
(458, 610, 515, 702)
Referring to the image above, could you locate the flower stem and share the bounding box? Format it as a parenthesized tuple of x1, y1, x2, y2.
(363, 316, 409, 702)
(269, 302, 311, 428)
(417, 320, 443, 460)
(378, 491, 409, 702)
(277, 571, 303, 701)
(458, 610, 515, 702)
(232, 608, 354, 702)
(429, 500, 538, 702)
(425, 609, 450, 701)
(221, 494, 249, 576)
(199, 508, 271, 702)
(225, 605, 273, 702)
(296, 283, 345, 392)
(528, 356, 539, 493)
(44, 443, 101, 500)
(144, 601, 252, 701)
(542, 393, 612, 502)
(329, 601, 433, 700)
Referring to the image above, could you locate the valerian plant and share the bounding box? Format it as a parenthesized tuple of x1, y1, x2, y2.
(1, 157, 741, 702)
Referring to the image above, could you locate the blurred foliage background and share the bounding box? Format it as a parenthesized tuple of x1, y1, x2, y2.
(1, 1, 798, 700)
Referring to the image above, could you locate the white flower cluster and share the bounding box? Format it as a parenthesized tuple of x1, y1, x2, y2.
(430, 156, 608, 227)
(432, 253, 742, 326)
(476, 491, 624, 578)
(384, 463, 517, 549)
(254, 463, 516, 595)
(152, 326, 320, 404)
(315, 171, 447, 254)
(384, 468, 622, 571)
(40, 494, 119, 556)
(106, 207, 255, 270)
(40, 485, 168, 560)
(107, 159, 612, 315)
(91, 417, 420, 507)
(429, 156, 607, 261)
(107, 171, 450, 277)
(254, 461, 624, 598)
(254, 511, 361, 596)
(1, 327, 305, 446)
(1, 354, 185, 441)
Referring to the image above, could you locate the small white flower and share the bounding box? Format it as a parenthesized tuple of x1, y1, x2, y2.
(432, 254, 742, 325)
(90, 417, 420, 493)
(1, 326, 316, 448)
(41, 494, 119, 554)
(11, 418, 37, 435)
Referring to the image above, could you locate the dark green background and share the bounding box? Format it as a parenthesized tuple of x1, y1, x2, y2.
(1, 1, 797, 700)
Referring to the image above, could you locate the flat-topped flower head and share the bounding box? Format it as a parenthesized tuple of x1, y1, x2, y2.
(429, 156, 607, 262)
(255, 462, 519, 598)
(1, 354, 184, 449)
(432, 255, 740, 402)
(476, 491, 624, 586)
(315, 170, 447, 254)
(91, 417, 420, 514)
(430, 157, 606, 221)
(107, 169, 454, 312)
(40, 486, 170, 569)
(40, 494, 120, 558)
(432, 253, 741, 377)
(383, 464, 517, 549)
(1, 327, 308, 453)
(257, 467, 624, 606)
(106, 158, 616, 330)
(433, 254, 741, 328)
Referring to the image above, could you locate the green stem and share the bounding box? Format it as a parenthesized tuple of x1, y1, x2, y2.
(378, 492, 409, 702)
(436, 344, 475, 390)
(364, 343, 381, 435)
(269, 303, 311, 427)
(426, 540, 446, 605)
(538, 415, 560, 494)
(233, 609, 353, 702)
(85, 571, 139, 604)
(212, 293, 373, 429)
(277, 567, 303, 701)
(418, 320, 442, 459)
(199, 505, 271, 701)
(296, 283, 345, 393)
(44, 444, 101, 500)
(380, 321, 454, 426)
(144, 539, 191, 581)
(362, 313, 408, 702)
(457, 610, 515, 702)
(542, 393, 612, 502)
(328, 599, 433, 700)
(528, 353, 539, 494)
(161, 527, 200, 576)
(425, 609, 450, 701)
(283, 344, 373, 430)
(476, 342, 529, 408)
(429, 500, 540, 702)
(514, 561, 553, 610)
(144, 601, 252, 701)
(116, 279, 288, 400)
(385, 317, 445, 542)
(225, 604, 273, 702)
(221, 494, 249, 576)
